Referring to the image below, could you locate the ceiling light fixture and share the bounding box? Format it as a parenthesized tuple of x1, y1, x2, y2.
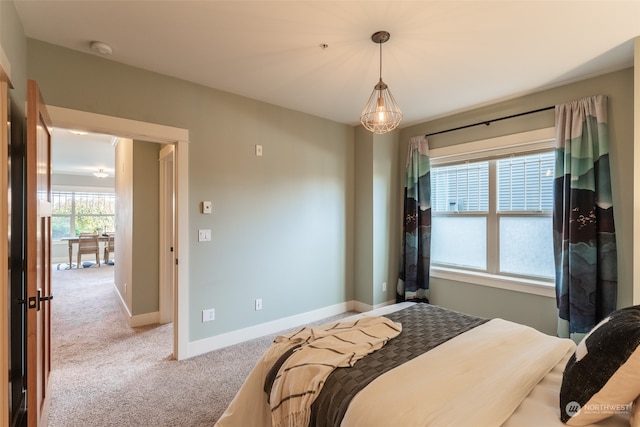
(360, 31, 402, 134)
(90, 41, 113, 55)
(93, 169, 108, 178)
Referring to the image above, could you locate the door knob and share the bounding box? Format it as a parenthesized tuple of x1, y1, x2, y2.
(28, 288, 53, 311)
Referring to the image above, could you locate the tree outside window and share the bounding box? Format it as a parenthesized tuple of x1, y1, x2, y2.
(51, 191, 115, 239)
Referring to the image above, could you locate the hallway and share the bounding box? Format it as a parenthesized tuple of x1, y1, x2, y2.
(49, 265, 174, 426)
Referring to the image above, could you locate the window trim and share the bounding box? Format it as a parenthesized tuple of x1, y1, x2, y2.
(429, 127, 555, 166)
(429, 127, 556, 298)
(431, 266, 556, 298)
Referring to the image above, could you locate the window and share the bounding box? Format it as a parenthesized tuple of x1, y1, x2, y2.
(51, 191, 115, 239)
(429, 128, 555, 295)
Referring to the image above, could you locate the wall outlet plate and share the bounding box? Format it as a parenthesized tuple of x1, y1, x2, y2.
(202, 308, 215, 322)
(198, 229, 211, 242)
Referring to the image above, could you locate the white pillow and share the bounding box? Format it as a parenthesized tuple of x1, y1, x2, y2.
(560, 305, 640, 425)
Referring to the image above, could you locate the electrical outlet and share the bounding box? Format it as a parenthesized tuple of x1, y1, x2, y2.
(124, 283, 127, 294)
(382, 282, 387, 292)
(202, 308, 215, 322)
(255, 298, 263, 311)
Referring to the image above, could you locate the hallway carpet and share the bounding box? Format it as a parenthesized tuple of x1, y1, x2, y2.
(49, 265, 354, 426)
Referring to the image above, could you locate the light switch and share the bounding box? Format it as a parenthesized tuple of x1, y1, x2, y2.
(201, 201, 212, 214)
(198, 229, 212, 242)
(255, 144, 263, 157)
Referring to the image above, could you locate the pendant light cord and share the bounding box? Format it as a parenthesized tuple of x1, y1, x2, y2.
(379, 40, 383, 80)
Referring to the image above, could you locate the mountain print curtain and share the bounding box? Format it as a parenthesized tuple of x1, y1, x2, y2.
(397, 136, 431, 303)
(553, 95, 617, 343)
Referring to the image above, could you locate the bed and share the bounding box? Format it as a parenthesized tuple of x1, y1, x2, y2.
(214, 302, 638, 427)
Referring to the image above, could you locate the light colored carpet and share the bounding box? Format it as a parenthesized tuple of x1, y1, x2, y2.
(49, 265, 354, 426)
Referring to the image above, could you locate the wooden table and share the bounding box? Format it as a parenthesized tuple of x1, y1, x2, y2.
(61, 236, 109, 268)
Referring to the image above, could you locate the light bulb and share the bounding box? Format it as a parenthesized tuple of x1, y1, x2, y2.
(377, 97, 386, 122)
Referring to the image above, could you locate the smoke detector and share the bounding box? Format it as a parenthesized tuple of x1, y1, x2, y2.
(90, 41, 113, 55)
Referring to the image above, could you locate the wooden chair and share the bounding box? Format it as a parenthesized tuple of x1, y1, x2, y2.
(77, 233, 100, 268)
(103, 232, 115, 265)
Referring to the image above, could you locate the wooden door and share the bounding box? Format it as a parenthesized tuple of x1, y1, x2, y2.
(1, 61, 12, 427)
(26, 80, 53, 426)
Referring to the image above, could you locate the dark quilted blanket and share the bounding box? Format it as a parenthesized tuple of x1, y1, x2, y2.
(308, 303, 488, 427)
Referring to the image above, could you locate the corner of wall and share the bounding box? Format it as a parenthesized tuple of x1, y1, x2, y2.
(633, 36, 640, 305)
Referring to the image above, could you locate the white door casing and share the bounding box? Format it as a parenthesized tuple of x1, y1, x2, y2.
(47, 106, 190, 360)
(159, 144, 175, 326)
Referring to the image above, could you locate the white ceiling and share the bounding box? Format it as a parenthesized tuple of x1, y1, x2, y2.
(50, 128, 116, 177)
(14, 1, 640, 173)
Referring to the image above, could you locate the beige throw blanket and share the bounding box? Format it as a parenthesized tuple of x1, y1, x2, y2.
(341, 318, 575, 427)
(268, 316, 402, 427)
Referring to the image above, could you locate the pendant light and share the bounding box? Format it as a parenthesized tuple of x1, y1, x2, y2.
(360, 31, 402, 134)
(93, 169, 108, 178)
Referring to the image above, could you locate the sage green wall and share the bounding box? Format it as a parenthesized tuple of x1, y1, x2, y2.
(354, 127, 374, 305)
(26, 39, 355, 341)
(0, 0, 26, 111)
(399, 68, 634, 335)
(353, 127, 401, 308)
(132, 140, 161, 315)
(373, 130, 400, 306)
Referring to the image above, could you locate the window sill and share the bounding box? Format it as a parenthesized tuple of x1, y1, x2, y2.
(430, 266, 555, 298)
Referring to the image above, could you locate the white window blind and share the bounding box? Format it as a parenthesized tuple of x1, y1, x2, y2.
(497, 152, 554, 212)
(431, 161, 488, 212)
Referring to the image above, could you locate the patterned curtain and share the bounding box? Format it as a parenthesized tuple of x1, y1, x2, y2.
(397, 136, 431, 303)
(553, 95, 617, 343)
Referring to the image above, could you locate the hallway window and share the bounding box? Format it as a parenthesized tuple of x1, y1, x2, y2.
(51, 191, 115, 239)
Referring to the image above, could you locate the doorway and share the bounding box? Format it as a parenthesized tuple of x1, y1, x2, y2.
(46, 106, 190, 360)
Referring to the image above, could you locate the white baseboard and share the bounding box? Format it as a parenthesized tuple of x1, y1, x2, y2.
(113, 284, 130, 317)
(112, 283, 159, 327)
(353, 298, 398, 313)
(187, 301, 353, 358)
(187, 299, 398, 359)
(130, 311, 159, 327)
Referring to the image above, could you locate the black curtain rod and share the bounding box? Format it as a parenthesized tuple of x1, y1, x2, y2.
(425, 105, 555, 138)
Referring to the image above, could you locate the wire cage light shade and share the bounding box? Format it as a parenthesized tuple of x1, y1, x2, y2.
(360, 31, 402, 134)
(360, 78, 403, 134)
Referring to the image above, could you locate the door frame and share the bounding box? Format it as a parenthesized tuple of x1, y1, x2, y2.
(158, 144, 175, 326)
(47, 106, 190, 360)
(1, 62, 11, 427)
